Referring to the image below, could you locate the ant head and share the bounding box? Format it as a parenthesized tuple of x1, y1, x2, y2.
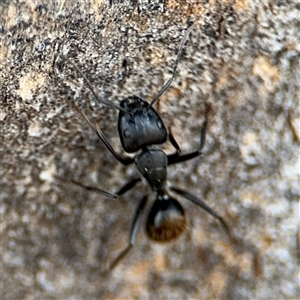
(118, 96, 167, 153)
(146, 193, 186, 242)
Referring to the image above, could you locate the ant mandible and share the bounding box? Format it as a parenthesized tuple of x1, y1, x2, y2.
(60, 22, 236, 270)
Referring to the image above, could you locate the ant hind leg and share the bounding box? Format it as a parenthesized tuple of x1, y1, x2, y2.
(108, 195, 148, 270)
(171, 186, 238, 245)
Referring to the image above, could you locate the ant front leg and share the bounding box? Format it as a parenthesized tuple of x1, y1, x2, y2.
(72, 102, 134, 166)
(94, 122, 134, 165)
(168, 105, 209, 165)
(166, 127, 181, 163)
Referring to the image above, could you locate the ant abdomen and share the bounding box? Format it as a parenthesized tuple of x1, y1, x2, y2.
(146, 197, 186, 242)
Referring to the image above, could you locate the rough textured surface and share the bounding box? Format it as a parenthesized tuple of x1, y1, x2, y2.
(1, 0, 299, 299)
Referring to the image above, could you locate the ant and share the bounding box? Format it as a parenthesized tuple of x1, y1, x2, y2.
(59, 23, 236, 270)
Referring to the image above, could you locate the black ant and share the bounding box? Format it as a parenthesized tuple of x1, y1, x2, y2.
(59, 23, 236, 270)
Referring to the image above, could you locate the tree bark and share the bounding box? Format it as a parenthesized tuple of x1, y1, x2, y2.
(1, 0, 299, 299)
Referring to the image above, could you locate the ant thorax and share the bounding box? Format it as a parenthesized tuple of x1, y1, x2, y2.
(136, 147, 168, 191)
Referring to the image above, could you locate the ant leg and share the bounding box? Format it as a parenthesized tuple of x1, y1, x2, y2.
(167, 127, 181, 163)
(109, 196, 148, 270)
(72, 179, 117, 198)
(72, 102, 134, 166)
(115, 178, 141, 196)
(60, 55, 124, 111)
(72, 177, 141, 198)
(167, 111, 208, 165)
(169, 127, 181, 153)
(170, 187, 237, 244)
(94, 122, 134, 165)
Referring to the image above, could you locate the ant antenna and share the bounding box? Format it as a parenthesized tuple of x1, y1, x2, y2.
(149, 22, 198, 107)
(59, 55, 126, 112)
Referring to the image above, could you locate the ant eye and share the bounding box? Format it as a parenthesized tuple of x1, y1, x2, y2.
(157, 120, 163, 129)
(146, 199, 186, 242)
(123, 129, 131, 138)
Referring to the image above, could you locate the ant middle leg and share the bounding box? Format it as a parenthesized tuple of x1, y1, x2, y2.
(115, 178, 142, 196)
(72, 177, 141, 198)
(71, 179, 117, 198)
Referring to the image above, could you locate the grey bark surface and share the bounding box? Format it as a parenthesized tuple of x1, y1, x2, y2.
(1, 0, 299, 299)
